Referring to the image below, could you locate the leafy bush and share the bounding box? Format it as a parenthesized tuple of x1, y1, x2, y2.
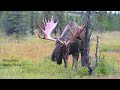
(95, 55, 117, 76)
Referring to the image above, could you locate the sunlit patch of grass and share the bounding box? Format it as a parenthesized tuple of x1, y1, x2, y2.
(0, 37, 55, 61)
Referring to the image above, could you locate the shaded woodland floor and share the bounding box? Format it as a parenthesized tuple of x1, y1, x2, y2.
(0, 31, 120, 79)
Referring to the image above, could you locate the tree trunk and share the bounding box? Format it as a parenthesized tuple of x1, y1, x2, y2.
(81, 11, 92, 74)
(31, 11, 34, 35)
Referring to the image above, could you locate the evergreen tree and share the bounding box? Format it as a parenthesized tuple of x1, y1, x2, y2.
(2, 11, 29, 38)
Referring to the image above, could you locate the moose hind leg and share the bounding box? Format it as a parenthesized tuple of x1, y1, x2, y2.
(72, 53, 79, 69)
(72, 57, 75, 68)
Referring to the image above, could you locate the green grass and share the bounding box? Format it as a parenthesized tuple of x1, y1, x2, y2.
(0, 56, 119, 79)
(0, 57, 90, 79)
(0, 31, 120, 79)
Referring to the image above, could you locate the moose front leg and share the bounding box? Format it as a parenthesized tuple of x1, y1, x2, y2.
(81, 50, 85, 66)
(64, 59, 68, 68)
(63, 54, 69, 68)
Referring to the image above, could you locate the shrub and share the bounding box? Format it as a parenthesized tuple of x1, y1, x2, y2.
(95, 55, 117, 76)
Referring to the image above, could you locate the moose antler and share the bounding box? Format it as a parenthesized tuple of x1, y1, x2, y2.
(36, 16, 85, 47)
(70, 24, 85, 40)
(36, 16, 58, 41)
(61, 24, 85, 46)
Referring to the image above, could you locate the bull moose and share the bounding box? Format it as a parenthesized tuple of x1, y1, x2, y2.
(35, 16, 87, 69)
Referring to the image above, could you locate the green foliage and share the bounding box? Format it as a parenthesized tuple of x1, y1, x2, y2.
(111, 15, 120, 31)
(95, 58, 117, 76)
(1, 11, 120, 37)
(91, 11, 120, 32)
(1, 11, 28, 36)
(102, 16, 112, 31)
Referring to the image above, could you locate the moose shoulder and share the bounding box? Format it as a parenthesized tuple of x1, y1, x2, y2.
(36, 16, 85, 69)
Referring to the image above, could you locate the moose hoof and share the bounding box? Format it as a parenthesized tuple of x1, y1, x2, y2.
(88, 67, 93, 75)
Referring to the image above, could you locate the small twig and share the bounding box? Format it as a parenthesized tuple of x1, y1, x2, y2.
(95, 35, 99, 66)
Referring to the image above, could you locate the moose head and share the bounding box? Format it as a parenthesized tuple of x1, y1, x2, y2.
(36, 16, 85, 68)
